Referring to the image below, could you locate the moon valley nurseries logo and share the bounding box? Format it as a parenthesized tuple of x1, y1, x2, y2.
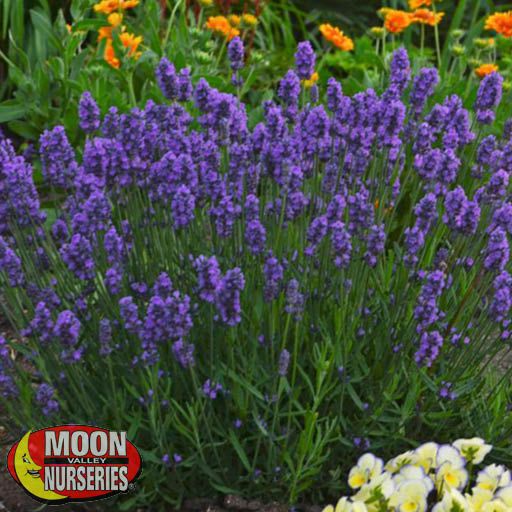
(6, 425, 142, 504)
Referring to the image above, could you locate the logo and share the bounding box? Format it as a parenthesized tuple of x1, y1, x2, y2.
(6, 425, 142, 504)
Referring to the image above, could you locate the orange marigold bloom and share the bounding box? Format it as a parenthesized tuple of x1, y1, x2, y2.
(93, 0, 139, 14)
(119, 31, 143, 56)
(319, 23, 354, 51)
(98, 26, 114, 41)
(205, 16, 240, 40)
(383, 10, 412, 34)
(475, 63, 499, 78)
(485, 11, 512, 38)
(104, 39, 121, 68)
(411, 8, 444, 26)
(409, 0, 432, 8)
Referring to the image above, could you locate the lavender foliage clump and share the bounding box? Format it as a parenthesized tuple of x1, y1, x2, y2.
(0, 46, 511, 504)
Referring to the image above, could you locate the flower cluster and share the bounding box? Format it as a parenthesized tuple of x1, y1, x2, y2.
(93, 0, 142, 68)
(323, 438, 510, 512)
(0, 43, 511, 503)
(486, 11, 512, 39)
(319, 23, 354, 52)
(379, 3, 444, 34)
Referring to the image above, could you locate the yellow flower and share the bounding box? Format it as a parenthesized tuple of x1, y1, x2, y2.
(319, 23, 354, 51)
(107, 12, 123, 26)
(476, 465, 511, 493)
(415, 442, 439, 474)
(486, 11, 512, 38)
(352, 472, 395, 505)
(382, 9, 413, 34)
(66, 23, 72, 33)
(242, 14, 258, 27)
(475, 63, 499, 79)
(385, 451, 417, 474)
(228, 15, 241, 27)
(369, 26, 385, 37)
(435, 445, 468, 492)
(323, 497, 368, 512)
(348, 454, 384, 489)
(466, 488, 495, 512)
(431, 489, 469, 512)
(410, 8, 444, 26)
(205, 16, 240, 41)
(198, 0, 214, 6)
(389, 480, 430, 512)
(453, 438, 492, 464)
(302, 72, 319, 89)
(496, 486, 512, 507)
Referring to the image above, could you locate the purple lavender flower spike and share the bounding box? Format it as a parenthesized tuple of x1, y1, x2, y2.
(156, 57, 178, 101)
(79, 91, 101, 133)
(36, 383, 59, 416)
(285, 279, 304, 320)
(475, 72, 503, 125)
(228, 36, 244, 71)
(295, 41, 315, 80)
(215, 268, 245, 326)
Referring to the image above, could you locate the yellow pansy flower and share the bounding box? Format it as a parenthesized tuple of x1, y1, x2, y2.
(453, 438, 493, 464)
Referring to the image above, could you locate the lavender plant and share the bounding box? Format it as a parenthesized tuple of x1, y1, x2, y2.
(0, 42, 512, 508)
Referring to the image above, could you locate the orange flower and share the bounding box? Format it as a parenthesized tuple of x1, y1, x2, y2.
(383, 10, 412, 34)
(319, 23, 354, 51)
(104, 39, 121, 68)
(93, 0, 139, 14)
(485, 11, 512, 38)
(409, 0, 431, 8)
(119, 32, 143, 57)
(205, 16, 240, 40)
(98, 26, 114, 40)
(411, 8, 444, 26)
(475, 63, 499, 78)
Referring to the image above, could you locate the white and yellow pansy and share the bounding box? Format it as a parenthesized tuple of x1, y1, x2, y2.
(322, 497, 368, 512)
(496, 486, 512, 507)
(385, 451, 417, 474)
(324, 440, 512, 512)
(477, 465, 512, 493)
(393, 464, 434, 493)
(348, 453, 384, 489)
(466, 488, 496, 511)
(415, 442, 439, 474)
(389, 479, 431, 512)
(435, 445, 469, 492)
(481, 499, 510, 512)
(352, 472, 395, 510)
(453, 438, 493, 465)
(432, 488, 469, 512)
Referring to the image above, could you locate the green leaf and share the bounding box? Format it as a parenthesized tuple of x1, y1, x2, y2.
(0, 100, 26, 122)
(228, 430, 252, 472)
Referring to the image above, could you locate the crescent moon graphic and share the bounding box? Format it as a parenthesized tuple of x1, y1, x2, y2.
(13, 431, 67, 502)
